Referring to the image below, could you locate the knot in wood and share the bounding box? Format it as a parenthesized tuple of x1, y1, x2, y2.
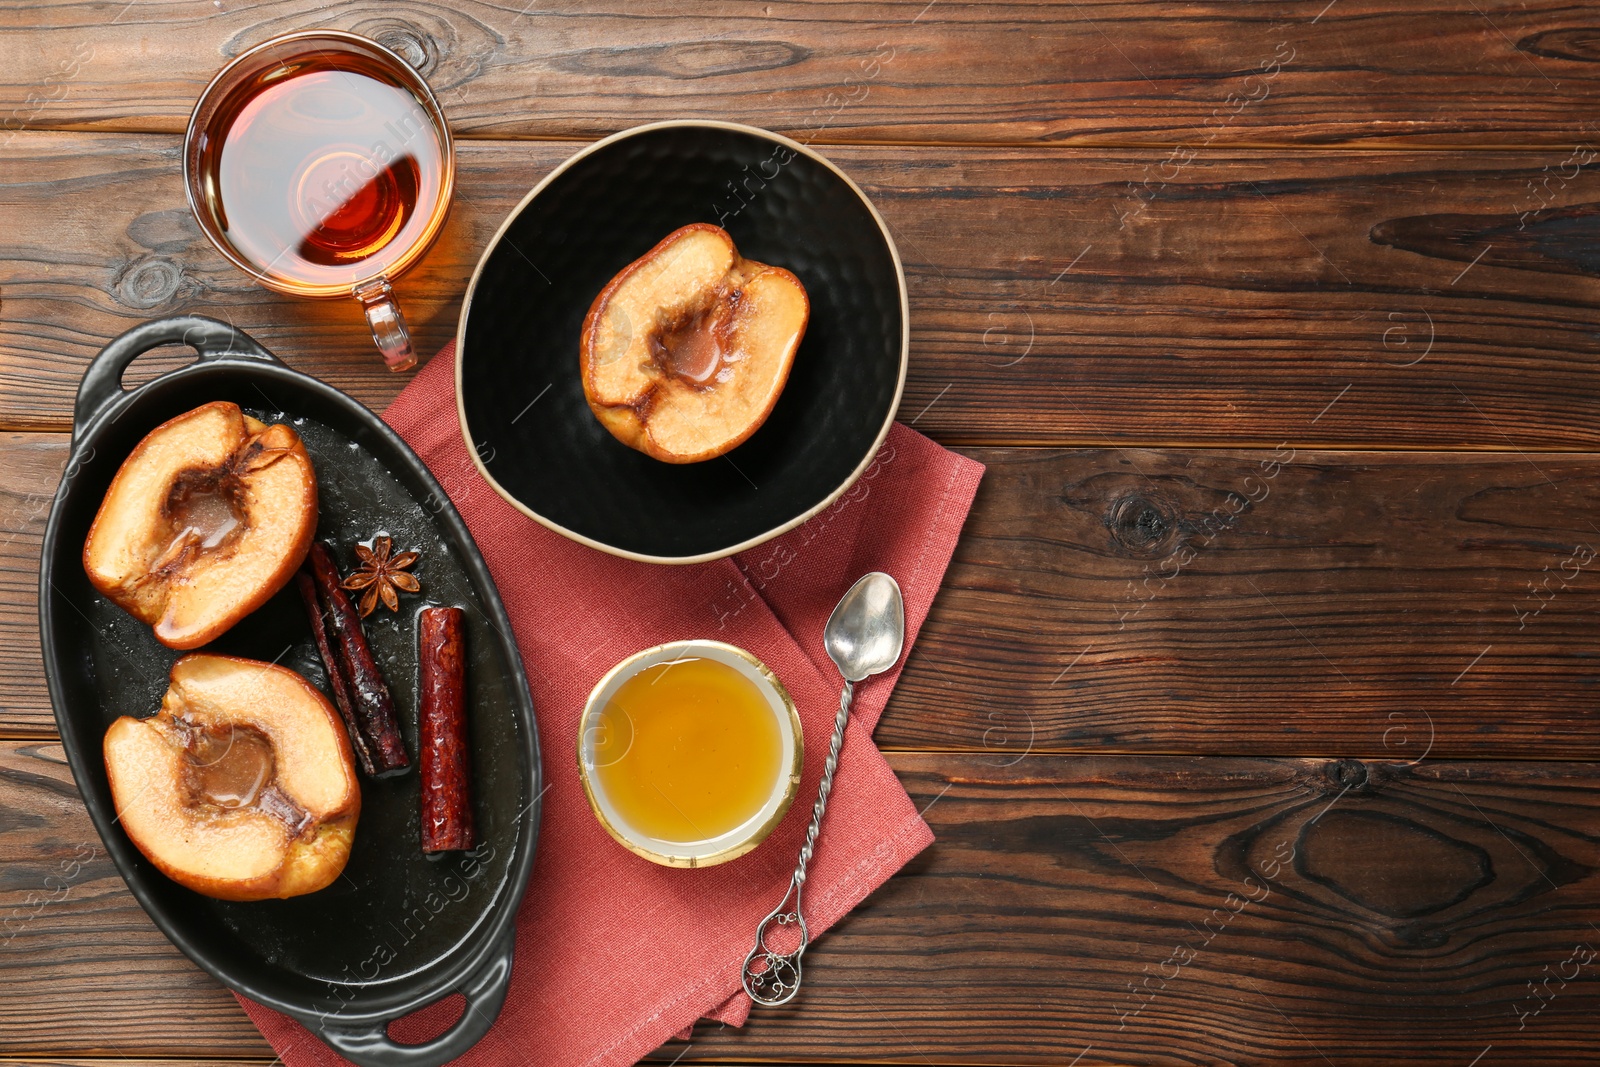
(1520, 28, 1600, 63)
(1107, 495, 1173, 553)
(1325, 758, 1370, 794)
(113, 256, 183, 310)
(358, 18, 439, 75)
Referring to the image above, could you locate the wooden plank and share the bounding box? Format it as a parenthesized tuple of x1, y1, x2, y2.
(0, 0, 1596, 147)
(6, 742, 1599, 1063)
(8, 437, 1600, 757)
(875, 446, 1600, 760)
(0, 434, 66, 738)
(8, 133, 1600, 447)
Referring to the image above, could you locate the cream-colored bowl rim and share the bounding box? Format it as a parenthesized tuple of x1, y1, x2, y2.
(454, 119, 910, 565)
(577, 639, 804, 869)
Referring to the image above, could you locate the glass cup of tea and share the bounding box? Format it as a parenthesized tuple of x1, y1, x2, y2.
(183, 30, 456, 371)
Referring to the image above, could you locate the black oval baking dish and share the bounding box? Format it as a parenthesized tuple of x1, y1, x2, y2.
(39, 316, 540, 1067)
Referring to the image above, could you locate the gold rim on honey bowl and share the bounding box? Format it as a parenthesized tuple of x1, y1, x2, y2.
(578, 640, 804, 868)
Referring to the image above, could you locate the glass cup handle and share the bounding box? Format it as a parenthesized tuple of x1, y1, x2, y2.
(353, 277, 417, 372)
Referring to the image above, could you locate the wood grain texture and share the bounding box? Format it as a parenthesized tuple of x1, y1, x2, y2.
(0, 435, 66, 738)
(7, 435, 1600, 759)
(1, 0, 1598, 146)
(875, 446, 1600, 760)
(658, 755, 1600, 1064)
(6, 742, 1600, 1064)
(8, 133, 1600, 447)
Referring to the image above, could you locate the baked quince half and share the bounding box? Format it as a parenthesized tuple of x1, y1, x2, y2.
(83, 401, 317, 649)
(103, 654, 361, 901)
(580, 223, 809, 463)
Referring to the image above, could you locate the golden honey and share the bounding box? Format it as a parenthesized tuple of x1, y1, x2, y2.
(591, 657, 782, 844)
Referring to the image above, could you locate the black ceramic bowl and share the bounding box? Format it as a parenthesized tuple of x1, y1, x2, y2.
(455, 121, 908, 564)
(40, 317, 540, 1067)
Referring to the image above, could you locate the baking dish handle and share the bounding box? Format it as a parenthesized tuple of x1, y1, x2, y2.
(316, 931, 516, 1067)
(74, 315, 282, 444)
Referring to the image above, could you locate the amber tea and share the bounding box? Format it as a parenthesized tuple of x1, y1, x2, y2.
(185, 32, 455, 369)
(192, 54, 446, 291)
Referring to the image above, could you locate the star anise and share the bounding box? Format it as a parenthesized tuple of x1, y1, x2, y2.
(341, 535, 420, 617)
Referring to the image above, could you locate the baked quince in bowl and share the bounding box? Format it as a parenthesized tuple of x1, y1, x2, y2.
(457, 120, 907, 563)
(581, 222, 810, 464)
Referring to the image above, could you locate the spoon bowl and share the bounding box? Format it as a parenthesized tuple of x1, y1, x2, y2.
(825, 572, 906, 683)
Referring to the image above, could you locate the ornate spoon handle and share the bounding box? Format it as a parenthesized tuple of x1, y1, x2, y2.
(741, 680, 854, 1006)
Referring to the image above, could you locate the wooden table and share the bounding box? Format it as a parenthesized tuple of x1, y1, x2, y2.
(5, 3, 1600, 1064)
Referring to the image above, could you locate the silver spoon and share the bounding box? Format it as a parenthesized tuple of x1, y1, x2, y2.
(741, 571, 905, 1007)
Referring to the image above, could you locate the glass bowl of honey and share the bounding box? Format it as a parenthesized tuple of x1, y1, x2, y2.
(579, 640, 803, 868)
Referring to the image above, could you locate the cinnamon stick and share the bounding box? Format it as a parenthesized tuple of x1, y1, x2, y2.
(308, 542, 410, 776)
(418, 606, 474, 852)
(295, 571, 377, 776)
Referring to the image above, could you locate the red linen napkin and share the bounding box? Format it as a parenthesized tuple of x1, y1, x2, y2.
(238, 343, 983, 1066)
